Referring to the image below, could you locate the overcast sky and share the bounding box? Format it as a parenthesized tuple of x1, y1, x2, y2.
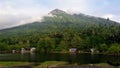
(0, 0, 120, 29)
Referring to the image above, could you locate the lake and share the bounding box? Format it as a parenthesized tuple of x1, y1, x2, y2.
(0, 53, 120, 67)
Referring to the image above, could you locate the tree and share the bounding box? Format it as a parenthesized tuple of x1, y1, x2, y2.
(107, 44, 120, 55)
(71, 34, 83, 48)
(96, 44, 107, 52)
(0, 43, 9, 51)
(37, 36, 55, 53)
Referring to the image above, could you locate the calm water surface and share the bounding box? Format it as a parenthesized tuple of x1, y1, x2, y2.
(0, 53, 120, 67)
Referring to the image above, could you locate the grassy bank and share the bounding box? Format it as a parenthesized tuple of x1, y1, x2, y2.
(0, 61, 118, 68)
(0, 62, 31, 67)
(35, 61, 68, 68)
(35, 62, 120, 68)
(0, 61, 68, 68)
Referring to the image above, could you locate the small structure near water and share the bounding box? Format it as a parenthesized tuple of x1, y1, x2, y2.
(69, 48, 77, 53)
(30, 47, 36, 53)
(12, 50, 16, 54)
(12, 47, 36, 54)
(90, 48, 95, 54)
(21, 48, 26, 54)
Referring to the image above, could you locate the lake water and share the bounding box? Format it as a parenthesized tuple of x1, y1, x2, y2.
(0, 53, 120, 67)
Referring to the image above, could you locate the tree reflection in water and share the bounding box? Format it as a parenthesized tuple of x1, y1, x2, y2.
(107, 56, 120, 66)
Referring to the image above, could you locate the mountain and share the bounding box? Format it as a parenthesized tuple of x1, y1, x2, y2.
(0, 9, 120, 53)
(0, 9, 119, 36)
(49, 9, 67, 15)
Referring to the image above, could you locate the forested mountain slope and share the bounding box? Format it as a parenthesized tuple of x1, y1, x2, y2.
(0, 9, 120, 54)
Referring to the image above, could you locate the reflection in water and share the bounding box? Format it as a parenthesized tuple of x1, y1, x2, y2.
(0, 53, 120, 67)
(68, 53, 77, 64)
(107, 56, 120, 66)
(30, 53, 36, 61)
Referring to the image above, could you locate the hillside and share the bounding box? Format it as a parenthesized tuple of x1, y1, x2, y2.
(0, 9, 120, 54)
(0, 9, 119, 36)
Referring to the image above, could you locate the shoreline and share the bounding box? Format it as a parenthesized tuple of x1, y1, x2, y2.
(0, 61, 119, 68)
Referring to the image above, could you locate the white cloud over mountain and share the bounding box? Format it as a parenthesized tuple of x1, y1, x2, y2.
(0, 0, 120, 29)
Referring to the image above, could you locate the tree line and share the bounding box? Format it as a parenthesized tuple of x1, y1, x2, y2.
(0, 25, 120, 55)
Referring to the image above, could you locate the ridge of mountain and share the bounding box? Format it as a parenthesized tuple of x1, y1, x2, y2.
(49, 9, 67, 15)
(0, 9, 119, 37)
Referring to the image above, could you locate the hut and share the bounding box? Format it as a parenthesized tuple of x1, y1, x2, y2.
(69, 48, 77, 53)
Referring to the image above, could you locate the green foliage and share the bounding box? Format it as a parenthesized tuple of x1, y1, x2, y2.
(97, 44, 108, 52)
(0, 9, 120, 55)
(0, 43, 9, 51)
(107, 44, 120, 55)
(37, 36, 55, 53)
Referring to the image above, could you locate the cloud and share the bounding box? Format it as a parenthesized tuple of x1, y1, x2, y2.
(0, 0, 120, 29)
(17, 17, 43, 26)
(0, 0, 50, 29)
(102, 14, 115, 19)
(102, 14, 120, 22)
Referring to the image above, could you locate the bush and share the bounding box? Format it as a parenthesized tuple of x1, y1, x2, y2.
(0, 43, 9, 51)
(107, 44, 120, 55)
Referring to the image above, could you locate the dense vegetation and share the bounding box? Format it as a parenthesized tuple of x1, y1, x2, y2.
(0, 9, 120, 55)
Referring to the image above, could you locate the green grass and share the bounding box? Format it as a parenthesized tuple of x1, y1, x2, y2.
(35, 61, 68, 68)
(0, 62, 31, 67)
(0, 61, 115, 68)
(88, 63, 115, 68)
